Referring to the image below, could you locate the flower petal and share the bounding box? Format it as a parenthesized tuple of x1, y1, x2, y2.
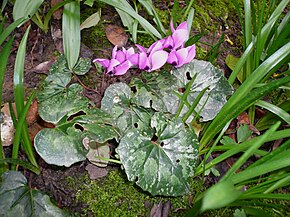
(170, 20, 175, 33)
(136, 44, 147, 53)
(93, 58, 110, 68)
(172, 29, 188, 49)
(148, 40, 164, 54)
(163, 36, 174, 49)
(114, 60, 132, 75)
(175, 48, 188, 67)
(127, 53, 139, 65)
(111, 45, 118, 59)
(139, 52, 150, 70)
(184, 44, 196, 64)
(107, 59, 120, 73)
(167, 51, 178, 65)
(115, 50, 126, 63)
(176, 21, 188, 31)
(150, 50, 168, 71)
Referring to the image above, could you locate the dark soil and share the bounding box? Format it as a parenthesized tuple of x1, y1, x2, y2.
(2, 0, 244, 216)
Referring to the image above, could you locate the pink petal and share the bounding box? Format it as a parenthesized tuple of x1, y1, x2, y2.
(172, 29, 188, 49)
(115, 50, 126, 63)
(150, 50, 168, 71)
(167, 51, 178, 65)
(127, 53, 139, 65)
(93, 58, 110, 68)
(114, 61, 132, 75)
(107, 59, 120, 73)
(176, 21, 188, 31)
(163, 36, 174, 49)
(170, 20, 175, 33)
(184, 44, 196, 64)
(111, 45, 118, 59)
(175, 48, 188, 67)
(126, 47, 135, 57)
(148, 40, 164, 54)
(139, 52, 150, 70)
(136, 44, 147, 53)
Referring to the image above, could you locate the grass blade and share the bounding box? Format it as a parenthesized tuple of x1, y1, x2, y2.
(221, 122, 280, 182)
(11, 91, 36, 170)
(255, 100, 290, 124)
(0, 37, 14, 174)
(63, 1, 80, 70)
(0, 17, 27, 47)
(0, 158, 40, 174)
(13, 26, 38, 168)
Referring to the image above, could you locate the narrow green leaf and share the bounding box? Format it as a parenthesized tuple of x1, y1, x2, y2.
(11, 91, 36, 170)
(63, 1, 80, 70)
(0, 37, 14, 174)
(80, 9, 101, 30)
(1, 0, 8, 13)
(0, 17, 27, 47)
(0, 159, 40, 174)
(222, 122, 280, 182)
(255, 100, 290, 124)
(13, 0, 44, 20)
(201, 180, 242, 212)
(231, 156, 290, 184)
(99, 0, 162, 39)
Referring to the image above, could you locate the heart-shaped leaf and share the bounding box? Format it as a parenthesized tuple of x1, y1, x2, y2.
(130, 60, 233, 122)
(0, 171, 70, 217)
(38, 83, 90, 124)
(34, 127, 87, 167)
(101, 82, 154, 135)
(73, 57, 91, 75)
(117, 112, 199, 196)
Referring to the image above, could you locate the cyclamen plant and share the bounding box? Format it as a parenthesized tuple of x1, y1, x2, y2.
(93, 21, 196, 75)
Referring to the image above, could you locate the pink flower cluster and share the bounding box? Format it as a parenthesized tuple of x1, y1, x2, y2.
(93, 21, 196, 76)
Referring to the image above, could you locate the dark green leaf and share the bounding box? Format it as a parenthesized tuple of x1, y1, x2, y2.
(34, 127, 87, 167)
(237, 124, 253, 143)
(73, 57, 91, 75)
(131, 60, 233, 122)
(38, 84, 90, 124)
(0, 171, 70, 216)
(117, 112, 199, 196)
(13, 0, 44, 20)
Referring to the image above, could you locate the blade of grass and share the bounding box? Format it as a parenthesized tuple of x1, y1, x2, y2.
(0, 37, 14, 174)
(0, 17, 27, 47)
(0, 158, 40, 174)
(255, 100, 290, 124)
(221, 122, 280, 182)
(0, 16, 6, 34)
(200, 43, 290, 148)
(99, 0, 162, 39)
(264, 175, 290, 194)
(196, 128, 290, 176)
(63, 1, 80, 70)
(1, 0, 8, 13)
(240, 193, 290, 200)
(11, 90, 36, 170)
(13, 25, 38, 168)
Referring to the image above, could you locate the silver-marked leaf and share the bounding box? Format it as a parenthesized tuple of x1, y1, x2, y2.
(0, 171, 70, 217)
(117, 112, 199, 196)
(130, 60, 233, 122)
(101, 82, 153, 135)
(38, 83, 90, 124)
(82, 123, 118, 143)
(73, 57, 91, 75)
(34, 127, 87, 167)
(172, 60, 233, 121)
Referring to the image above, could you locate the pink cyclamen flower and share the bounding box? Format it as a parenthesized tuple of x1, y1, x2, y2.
(163, 21, 189, 50)
(167, 44, 196, 68)
(93, 46, 137, 75)
(136, 41, 168, 72)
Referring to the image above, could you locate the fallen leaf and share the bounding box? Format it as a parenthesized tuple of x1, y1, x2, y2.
(26, 100, 38, 125)
(80, 9, 101, 30)
(237, 112, 250, 125)
(105, 24, 128, 47)
(1, 104, 15, 146)
(85, 163, 108, 179)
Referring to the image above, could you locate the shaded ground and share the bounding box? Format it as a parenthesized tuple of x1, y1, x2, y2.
(2, 0, 245, 216)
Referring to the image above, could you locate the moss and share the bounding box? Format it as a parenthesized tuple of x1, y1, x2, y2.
(73, 169, 201, 217)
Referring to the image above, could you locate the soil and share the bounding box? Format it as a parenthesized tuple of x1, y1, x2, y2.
(1, 0, 244, 216)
